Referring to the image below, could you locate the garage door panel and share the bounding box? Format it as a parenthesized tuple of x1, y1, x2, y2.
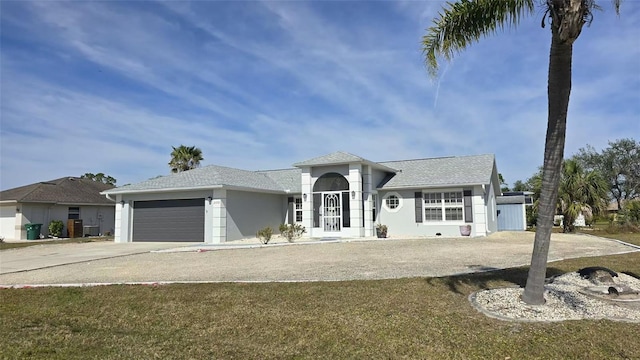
(133, 199, 204, 242)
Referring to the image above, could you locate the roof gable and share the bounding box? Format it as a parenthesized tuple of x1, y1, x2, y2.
(293, 151, 368, 167)
(293, 151, 397, 172)
(0, 177, 115, 204)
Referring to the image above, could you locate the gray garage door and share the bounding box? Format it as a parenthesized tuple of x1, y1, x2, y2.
(132, 199, 205, 242)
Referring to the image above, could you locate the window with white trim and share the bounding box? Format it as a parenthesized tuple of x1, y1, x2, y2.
(383, 192, 402, 212)
(294, 197, 303, 223)
(386, 195, 399, 209)
(424, 192, 464, 221)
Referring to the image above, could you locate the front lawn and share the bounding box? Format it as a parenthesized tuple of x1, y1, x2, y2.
(1, 252, 639, 359)
(582, 231, 640, 247)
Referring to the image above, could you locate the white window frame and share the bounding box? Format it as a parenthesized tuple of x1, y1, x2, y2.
(382, 192, 402, 212)
(423, 193, 442, 222)
(294, 196, 303, 223)
(423, 190, 464, 222)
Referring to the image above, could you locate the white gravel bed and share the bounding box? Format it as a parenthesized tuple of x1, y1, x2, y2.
(471, 272, 640, 322)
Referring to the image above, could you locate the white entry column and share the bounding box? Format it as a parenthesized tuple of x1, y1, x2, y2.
(301, 167, 314, 238)
(362, 165, 374, 237)
(349, 163, 364, 237)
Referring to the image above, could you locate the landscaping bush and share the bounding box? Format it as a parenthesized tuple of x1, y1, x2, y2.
(48, 220, 64, 238)
(256, 226, 273, 244)
(279, 224, 305, 242)
(626, 201, 640, 224)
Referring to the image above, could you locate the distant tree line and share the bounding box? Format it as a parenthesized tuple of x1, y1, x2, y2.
(81, 172, 116, 186)
(504, 138, 639, 232)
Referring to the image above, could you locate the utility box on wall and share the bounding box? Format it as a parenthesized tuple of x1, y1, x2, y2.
(67, 219, 83, 238)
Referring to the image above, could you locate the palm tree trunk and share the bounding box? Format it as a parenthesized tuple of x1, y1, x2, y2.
(522, 30, 573, 305)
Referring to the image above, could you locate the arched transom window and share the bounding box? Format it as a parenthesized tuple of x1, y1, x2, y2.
(313, 173, 349, 192)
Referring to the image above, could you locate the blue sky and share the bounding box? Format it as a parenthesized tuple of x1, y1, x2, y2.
(1, 1, 638, 190)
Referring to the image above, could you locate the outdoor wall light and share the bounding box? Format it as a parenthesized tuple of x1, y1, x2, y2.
(120, 200, 125, 206)
(351, 190, 356, 199)
(207, 196, 213, 204)
(303, 193, 307, 201)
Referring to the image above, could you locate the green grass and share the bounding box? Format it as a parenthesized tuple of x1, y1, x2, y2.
(1, 251, 639, 359)
(584, 231, 640, 246)
(0, 237, 112, 251)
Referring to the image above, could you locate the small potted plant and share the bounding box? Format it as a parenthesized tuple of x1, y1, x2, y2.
(376, 224, 388, 238)
(459, 224, 471, 236)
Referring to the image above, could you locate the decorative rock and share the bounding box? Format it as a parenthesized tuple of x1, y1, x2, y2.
(470, 272, 640, 322)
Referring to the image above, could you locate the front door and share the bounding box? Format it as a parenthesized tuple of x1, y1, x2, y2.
(323, 193, 341, 233)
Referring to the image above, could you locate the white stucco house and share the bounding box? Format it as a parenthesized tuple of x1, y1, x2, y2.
(0, 177, 116, 240)
(102, 152, 500, 243)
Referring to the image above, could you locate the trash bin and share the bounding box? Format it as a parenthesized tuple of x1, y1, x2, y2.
(25, 223, 43, 240)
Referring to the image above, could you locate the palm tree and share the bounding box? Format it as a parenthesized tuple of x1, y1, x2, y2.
(558, 159, 608, 232)
(423, 0, 621, 305)
(527, 160, 608, 232)
(169, 145, 204, 173)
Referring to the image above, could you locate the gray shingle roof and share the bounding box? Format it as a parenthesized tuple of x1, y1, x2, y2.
(103, 165, 289, 194)
(292, 151, 374, 167)
(103, 153, 496, 195)
(378, 154, 495, 189)
(497, 195, 526, 204)
(258, 168, 302, 193)
(293, 151, 397, 172)
(0, 177, 115, 204)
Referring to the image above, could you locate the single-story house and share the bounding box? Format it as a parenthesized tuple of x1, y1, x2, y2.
(0, 177, 116, 240)
(102, 151, 500, 243)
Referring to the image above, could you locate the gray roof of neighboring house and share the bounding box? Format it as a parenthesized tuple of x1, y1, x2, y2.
(293, 151, 397, 172)
(0, 177, 115, 205)
(378, 154, 496, 189)
(497, 195, 526, 204)
(103, 165, 290, 194)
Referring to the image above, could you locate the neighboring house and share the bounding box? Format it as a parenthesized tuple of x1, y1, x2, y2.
(102, 151, 501, 243)
(0, 177, 116, 240)
(496, 191, 534, 231)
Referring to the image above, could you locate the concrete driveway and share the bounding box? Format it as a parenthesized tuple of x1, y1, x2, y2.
(0, 242, 194, 274)
(0, 233, 637, 286)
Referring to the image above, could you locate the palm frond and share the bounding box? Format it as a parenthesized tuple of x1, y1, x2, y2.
(422, 0, 536, 78)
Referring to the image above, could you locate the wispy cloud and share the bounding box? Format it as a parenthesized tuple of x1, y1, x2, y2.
(1, 0, 637, 190)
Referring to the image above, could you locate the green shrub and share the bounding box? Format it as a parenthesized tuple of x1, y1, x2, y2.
(279, 223, 305, 242)
(48, 220, 64, 237)
(256, 226, 273, 244)
(526, 206, 537, 227)
(626, 201, 640, 224)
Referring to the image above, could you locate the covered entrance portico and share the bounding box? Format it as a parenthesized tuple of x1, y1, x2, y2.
(310, 172, 352, 237)
(293, 153, 397, 239)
